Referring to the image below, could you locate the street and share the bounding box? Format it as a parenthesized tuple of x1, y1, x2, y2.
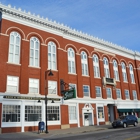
(46, 126, 140, 140)
(0, 125, 140, 140)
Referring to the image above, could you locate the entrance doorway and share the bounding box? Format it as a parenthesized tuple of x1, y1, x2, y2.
(84, 113, 92, 126)
(107, 104, 115, 122)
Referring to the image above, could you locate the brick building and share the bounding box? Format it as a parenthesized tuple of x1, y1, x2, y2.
(0, 4, 140, 133)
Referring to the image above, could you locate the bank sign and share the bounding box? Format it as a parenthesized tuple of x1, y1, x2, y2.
(63, 89, 76, 100)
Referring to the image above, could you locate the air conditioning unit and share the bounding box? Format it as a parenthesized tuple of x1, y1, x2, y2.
(102, 77, 116, 86)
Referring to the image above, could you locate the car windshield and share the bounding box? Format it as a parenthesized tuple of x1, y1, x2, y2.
(117, 116, 126, 120)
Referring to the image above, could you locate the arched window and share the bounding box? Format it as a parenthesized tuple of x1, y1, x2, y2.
(129, 64, 135, 83)
(113, 60, 119, 81)
(93, 54, 100, 77)
(8, 31, 21, 64)
(81, 51, 88, 75)
(103, 57, 110, 78)
(68, 48, 76, 73)
(121, 62, 127, 82)
(48, 41, 56, 70)
(30, 37, 40, 67)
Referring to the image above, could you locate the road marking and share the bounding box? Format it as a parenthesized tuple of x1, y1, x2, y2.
(125, 135, 140, 140)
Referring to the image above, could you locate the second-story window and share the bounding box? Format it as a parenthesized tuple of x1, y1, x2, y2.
(129, 64, 135, 83)
(132, 90, 137, 100)
(29, 78, 39, 94)
(48, 41, 56, 70)
(113, 60, 119, 81)
(81, 51, 88, 76)
(93, 54, 100, 78)
(125, 90, 130, 99)
(68, 48, 76, 73)
(30, 37, 40, 67)
(83, 85, 90, 97)
(106, 88, 112, 98)
(121, 62, 127, 82)
(8, 32, 21, 64)
(103, 57, 110, 78)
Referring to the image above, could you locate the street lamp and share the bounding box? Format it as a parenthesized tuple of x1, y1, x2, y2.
(45, 69, 53, 133)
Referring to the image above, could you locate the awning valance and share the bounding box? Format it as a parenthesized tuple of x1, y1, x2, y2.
(118, 109, 140, 113)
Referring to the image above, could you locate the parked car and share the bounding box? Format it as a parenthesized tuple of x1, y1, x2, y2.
(112, 115, 138, 128)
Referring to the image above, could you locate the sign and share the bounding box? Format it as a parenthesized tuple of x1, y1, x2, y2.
(3, 96, 60, 101)
(63, 89, 76, 100)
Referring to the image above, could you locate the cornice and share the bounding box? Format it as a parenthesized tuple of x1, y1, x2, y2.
(0, 3, 140, 59)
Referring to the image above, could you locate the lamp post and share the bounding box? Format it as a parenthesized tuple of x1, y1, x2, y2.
(45, 69, 53, 133)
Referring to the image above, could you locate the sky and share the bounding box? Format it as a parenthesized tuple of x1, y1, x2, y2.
(0, 0, 140, 52)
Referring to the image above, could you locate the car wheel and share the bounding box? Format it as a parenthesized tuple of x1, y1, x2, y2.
(123, 123, 127, 128)
(134, 121, 137, 126)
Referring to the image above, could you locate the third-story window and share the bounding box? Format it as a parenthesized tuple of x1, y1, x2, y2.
(116, 89, 121, 99)
(106, 88, 112, 98)
(29, 78, 39, 94)
(121, 62, 127, 82)
(95, 86, 102, 97)
(93, 54, 100, 78)
(8, 32, 21, 64)
(125, 90, 130, 99)
(129, 64, 135, 83)
(30, 37, 40, 67)
(68, 48, 76, 73)
(113, 60, 119, 81)
(103, 57, 110, 78)
(83, 85, 90, 97)
(81, 51, 88, 76)
(48, 41, 56, 70)
(132, 90, 137, 100)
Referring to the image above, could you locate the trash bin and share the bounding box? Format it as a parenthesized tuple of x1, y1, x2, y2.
(38, 121, 45, 133)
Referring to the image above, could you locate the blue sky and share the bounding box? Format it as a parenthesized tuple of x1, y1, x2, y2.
(0, 0, 140, 52)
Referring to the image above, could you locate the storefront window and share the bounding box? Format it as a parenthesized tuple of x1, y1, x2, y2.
(2, 105, 20, 122)
(25, 106, 41, 121)
(69, 106, 77, 120)
(97, 107, 104, 119)
(47, 106, 59, 121)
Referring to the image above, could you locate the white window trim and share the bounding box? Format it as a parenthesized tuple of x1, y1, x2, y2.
(68, 105, 77, 123)
(81, 51, 89, 76)
(83, 85, 90, 97)
(106, 88, 112, 98)
(48, 80, 57, 95)
(95, 86, 102, 98)
(116, 88, 121, 99)
(124, 89, 130, 100)
(29, 37, 40, 67)
(29, 78, 39, 94)
(8, 32, 21, 64)
(103, 57, 110, 78)
(129, 64, 135, 84)
(132, 90, 137, 100)
(48, 41, 57, 70)
(97, 106, 105, 121)
(6, 75, 19, 93)
(68, 48, 76, 74)
(121, 62, 128, 82)
(113, 60, 119, 81)
(93, 54, 100, 78)
(69, 83, 77, 98)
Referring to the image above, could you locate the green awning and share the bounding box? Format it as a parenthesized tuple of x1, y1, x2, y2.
(118, 109, 140, 113)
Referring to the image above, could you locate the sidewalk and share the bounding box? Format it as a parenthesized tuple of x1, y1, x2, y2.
(0, 125, 112, 140)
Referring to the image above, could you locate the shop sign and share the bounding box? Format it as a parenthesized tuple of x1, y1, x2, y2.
(63, 89, 76, 100)
(3, 95, 60, 101)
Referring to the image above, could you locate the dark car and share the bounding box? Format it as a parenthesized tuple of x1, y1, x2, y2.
(112, 115, 138, 128)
